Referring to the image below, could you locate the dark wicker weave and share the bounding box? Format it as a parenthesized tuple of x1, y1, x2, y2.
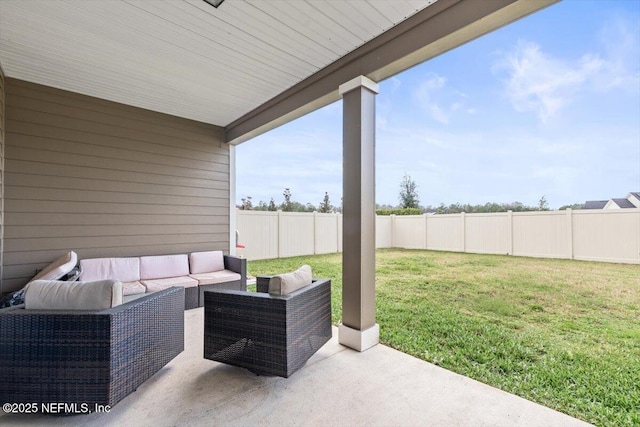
(185, 286, 199, 310)
(256, 276, 271, 293)
(0, 287, 184, 410)
(204, 278, 331, 378)
(197, 255, 247, 307)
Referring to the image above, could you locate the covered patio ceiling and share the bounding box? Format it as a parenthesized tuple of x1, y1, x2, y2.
(0, 0, 556, 145)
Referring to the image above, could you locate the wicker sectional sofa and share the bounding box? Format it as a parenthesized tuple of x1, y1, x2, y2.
(0, 286, 185, 411)
(80, 251, 247, 310)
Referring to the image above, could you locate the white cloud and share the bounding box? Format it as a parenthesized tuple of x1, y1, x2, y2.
(494, 42, 602, 123)
(413, 73, 474, 125)
(594, 16, 640, 92)
(494, 16, 640, 124)
(414, 74, 449, 124)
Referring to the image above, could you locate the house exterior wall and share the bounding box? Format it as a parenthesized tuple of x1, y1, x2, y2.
(603, 200, 619, 210)
(2, 78, 230, 293)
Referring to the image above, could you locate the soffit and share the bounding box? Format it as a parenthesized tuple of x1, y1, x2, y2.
(0, 0, 436, 127)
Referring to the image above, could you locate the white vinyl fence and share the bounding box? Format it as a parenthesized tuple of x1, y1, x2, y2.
(236, 209, 640, 264)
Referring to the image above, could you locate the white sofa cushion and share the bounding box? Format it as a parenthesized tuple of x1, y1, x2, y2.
(268, 265, 313, 296)
(32, 251, 77, 281)
(24, 279, 122, 310)
(189, 251, 225, 274)
(140, 254, 189, 280)
(80, 257, 140, 282)
(123, 281, 146, 296)
(189, 270, 241, 286)
(141, 276, 198, 293)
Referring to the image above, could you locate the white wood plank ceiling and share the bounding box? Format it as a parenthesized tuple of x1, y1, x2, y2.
(0, 0, 436, 127)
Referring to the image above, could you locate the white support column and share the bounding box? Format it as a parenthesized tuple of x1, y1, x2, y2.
(338, 75, 379, 352)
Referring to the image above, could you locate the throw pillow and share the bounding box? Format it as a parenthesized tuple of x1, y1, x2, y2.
(24, 279, 123, 310)
(268, 265, 313, 295)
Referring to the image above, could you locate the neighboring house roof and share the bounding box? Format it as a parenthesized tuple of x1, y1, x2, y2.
(610, 198, 637, 209)
(628, 192, 640, 207)
(583, 200, 608, 209)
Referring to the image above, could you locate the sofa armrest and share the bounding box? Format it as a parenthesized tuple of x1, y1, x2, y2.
(224, 255, 247, 286)
(256, 276, 270, 293)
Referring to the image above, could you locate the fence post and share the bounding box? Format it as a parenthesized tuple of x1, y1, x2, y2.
(567, 208, 573, 260)
(461, 212, 466, 253)
(507, 210, 513, 255)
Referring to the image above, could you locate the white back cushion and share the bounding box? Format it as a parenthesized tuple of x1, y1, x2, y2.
(268, 265, 313, 296)
(24, 279, 122, 310)
(189, 251, 225, 274)
(80, 257, 140, 282)
(140, 254, 189, 280)
(32, 251, 77, 281)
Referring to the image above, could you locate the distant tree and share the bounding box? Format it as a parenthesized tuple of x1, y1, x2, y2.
(319, 192, 332, 213)
(376, 208, 421, 216)
(429, 200, 541, 214)
(239, 196, 253, 210)
(268, 198, 277, 211)
(399, 173, 420, 209)
(538, 196, 550, 211)
(559, 203, 582, 210)
(287, 201, 315, 212)
(281, 188, 293, 212)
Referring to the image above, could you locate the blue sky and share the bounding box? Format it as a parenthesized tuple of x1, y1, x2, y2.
(236, 0, 640, 210)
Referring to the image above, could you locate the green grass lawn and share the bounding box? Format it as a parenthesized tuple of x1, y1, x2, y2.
(248, 249, 640, 427)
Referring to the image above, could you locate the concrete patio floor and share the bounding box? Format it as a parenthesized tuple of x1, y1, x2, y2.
(1, 308, 592, 427)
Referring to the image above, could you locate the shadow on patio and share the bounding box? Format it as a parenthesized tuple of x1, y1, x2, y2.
(1, 308, 591, 427)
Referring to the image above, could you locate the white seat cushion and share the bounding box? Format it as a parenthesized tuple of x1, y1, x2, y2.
(268, 265, 313, 295)
(122, 281, 146, 296)
(24, 279, 122, 310)
(189, 251, 225, 274)
(189, 270, 241, 286)
(141, 276, 198, 293)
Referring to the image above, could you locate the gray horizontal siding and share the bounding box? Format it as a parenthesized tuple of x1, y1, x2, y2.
(2, 78, 230, 293)
(5, 200, 226, 216)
